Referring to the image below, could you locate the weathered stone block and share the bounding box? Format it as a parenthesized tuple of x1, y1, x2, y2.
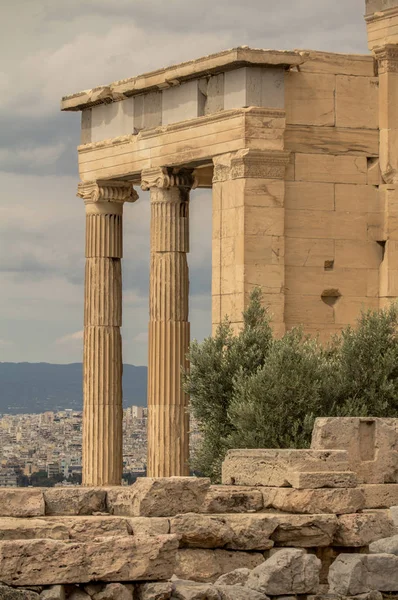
(0, 518, 69, 541)
(106, 478, 210, 517)
(359, 483, 398, 508)
(214, 568, 251, 587)
(43, 488, 106, 516)
(246, 548, 321, 595)
(370, 533, 398, 554)
(90, 583, 133, 600)
(135, 583, 173, 600)
(311, 417, 398, 484)
(224, 67, 284, 110)
(215, 585, 268, 600)
(40, 586, 65, 600)
(295, 154, 368, 185)
(335, 511, 395, 546)
(261, 487, 364, 514)
(59, 516, 131, 540)
(170, 514, 232, 549)
(170, 513, 278, 550)
(0, 489, 44, 518)
(328, 554, 368, 596)
(222, 449, 350, 487)
(285, 72, 335, 126)
(0, 585, 40, 600)
(174, 549, 264, 583)
(271, 514, 338, 547)
(335, 75, 378, 129)
(0, 535, 179, 586)
(288, 471, 357, 489)
(201, 486, 263, 514)
(127, 517, 170, 536)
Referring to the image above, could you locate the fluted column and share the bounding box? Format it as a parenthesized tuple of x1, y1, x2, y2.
(142, 167, 196, 477)
(77, 180, 138, 485)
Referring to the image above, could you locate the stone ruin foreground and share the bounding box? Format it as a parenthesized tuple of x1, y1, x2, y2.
(58, 0, 398, 484)
(3, 417, 398, 598)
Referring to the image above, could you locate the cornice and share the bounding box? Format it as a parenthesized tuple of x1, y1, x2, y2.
(77, 180, 139, 204)
(61, 48, 302, 112)
(365, 6, 398, 23)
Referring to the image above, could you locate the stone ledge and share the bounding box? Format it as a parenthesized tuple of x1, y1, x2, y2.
(0, 534, 179, 586)
(222, 449, 351, 487)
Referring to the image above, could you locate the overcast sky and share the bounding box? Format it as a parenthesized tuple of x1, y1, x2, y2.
(0, 0, 369, 366)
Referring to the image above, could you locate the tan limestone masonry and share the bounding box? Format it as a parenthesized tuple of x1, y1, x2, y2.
(4, 417, 398, 589)
(60, 2, 398, 481)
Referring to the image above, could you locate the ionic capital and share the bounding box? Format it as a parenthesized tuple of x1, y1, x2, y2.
(77, 180, 139, 205)
(213, 149, 291, 183)
(374, 45, 398, 74)
(141, 167, 198, 191)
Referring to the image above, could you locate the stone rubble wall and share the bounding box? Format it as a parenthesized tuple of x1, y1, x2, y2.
(4, 418, 398, 596)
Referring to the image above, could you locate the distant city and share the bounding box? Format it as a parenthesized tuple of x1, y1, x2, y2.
(0, 406, 147, 487)
(0, 406, 201, 487)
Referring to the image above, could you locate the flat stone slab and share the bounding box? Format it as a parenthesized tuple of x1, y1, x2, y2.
(0, 489, 44, 518)
(261, 487, 365, 514)
(0, 518, 69, 541)
(107, 477, 210, 517)
(222, 449, 350, 487)
(0, 534, 179, 586)
(43, 488, 106, 516)
(288, 471, 357, 489)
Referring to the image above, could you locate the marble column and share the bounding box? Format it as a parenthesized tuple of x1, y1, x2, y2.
(141, 167, 196, 477)
(77, 180, 138, 486)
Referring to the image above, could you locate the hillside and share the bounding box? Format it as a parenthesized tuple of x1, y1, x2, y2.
(0, 363, 147, 414)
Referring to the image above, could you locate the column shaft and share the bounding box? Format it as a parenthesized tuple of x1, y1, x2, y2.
(83, 210, 123, 485)
(77, 180, 138, 486)
(143, 172, 192, 477)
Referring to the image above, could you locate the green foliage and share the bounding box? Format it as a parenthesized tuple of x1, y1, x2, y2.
(184, 289, 398, 482)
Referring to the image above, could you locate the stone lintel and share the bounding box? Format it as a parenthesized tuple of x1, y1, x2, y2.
(213, 149, 291, 183)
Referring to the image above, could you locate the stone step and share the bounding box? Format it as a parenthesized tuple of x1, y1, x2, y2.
(0, 478, 211, 518)
(0, 516, 170, 541)
(3, 511, 390, 550)
(0, 534, 179, 586)
(222, 449, 351, 487)
(288, 471, 358, 489)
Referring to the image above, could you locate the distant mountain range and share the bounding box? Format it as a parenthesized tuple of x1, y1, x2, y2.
(0, 363, 147, 414)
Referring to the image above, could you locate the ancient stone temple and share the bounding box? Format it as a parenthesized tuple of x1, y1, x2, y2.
(62, 0, 398, 483)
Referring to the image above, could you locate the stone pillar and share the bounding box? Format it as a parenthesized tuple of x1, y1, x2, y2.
(365, 2, 398, 308)
(212, 149, 290, 336)
(141, 167, 196, 477)
(77, 180, 138, 486)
